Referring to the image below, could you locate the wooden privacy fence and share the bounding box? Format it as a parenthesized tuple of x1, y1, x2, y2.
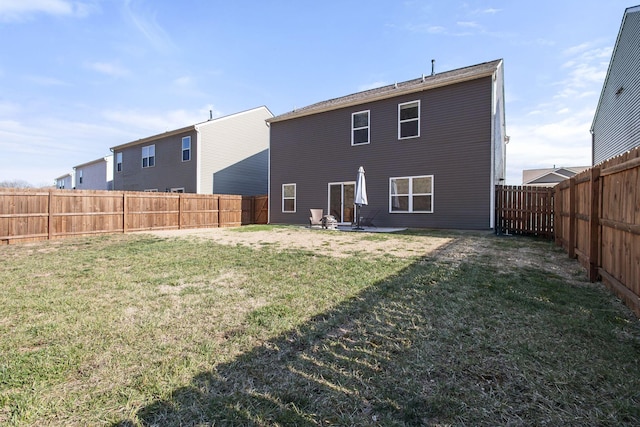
(0, 190, 268, 244)
(495, 185, 555, 239)
(555, 147, 640, 317)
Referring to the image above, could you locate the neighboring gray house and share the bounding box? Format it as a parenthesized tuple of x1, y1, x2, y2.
(111, 106, 273, 194)
(55, 172, 74, 189)
(74, 155, 113, 190)
(268, 59, 506, 229)
(592, 5, 640, 165)
(522, 166, 590, 187)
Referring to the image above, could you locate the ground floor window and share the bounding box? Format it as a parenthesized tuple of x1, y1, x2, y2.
(282, 183, 296, 213)
(389, 175, 433, 213)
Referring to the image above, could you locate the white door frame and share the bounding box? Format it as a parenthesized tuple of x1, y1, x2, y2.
(327, 181, 355, 224)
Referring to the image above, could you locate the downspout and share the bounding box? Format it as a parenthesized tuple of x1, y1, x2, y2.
(195, 125, 202, 194)
(266, 120, 271, 224)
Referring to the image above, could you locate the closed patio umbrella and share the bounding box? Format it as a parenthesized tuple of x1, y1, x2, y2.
(354, 166, 368, 230)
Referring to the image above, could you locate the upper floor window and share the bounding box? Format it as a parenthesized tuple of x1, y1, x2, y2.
(282, 183, 296, 213)
(116, 152, 122, 172)
(182, 136, 191, 162)
(352, 110, 370, 145)
(78, 170, 83, 184)
(390, 175, 433, 213)
(142, 145, 155, 168)
(398, 100, 420, 139)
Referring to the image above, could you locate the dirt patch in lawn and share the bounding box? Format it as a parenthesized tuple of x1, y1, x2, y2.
(144, 227, 453, 259)
(144, 226, 592, 287)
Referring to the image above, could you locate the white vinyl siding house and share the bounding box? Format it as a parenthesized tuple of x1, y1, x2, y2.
(591, 5, 640, 164)
(111, 106, 273, 195)
(74, 155, 113, 190)
(197, 106, 272, 195)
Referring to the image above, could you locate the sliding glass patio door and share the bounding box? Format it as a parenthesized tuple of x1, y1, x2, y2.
(328, 182, 355, 224)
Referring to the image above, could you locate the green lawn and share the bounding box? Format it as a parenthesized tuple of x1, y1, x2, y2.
(1, 227, 639, 426)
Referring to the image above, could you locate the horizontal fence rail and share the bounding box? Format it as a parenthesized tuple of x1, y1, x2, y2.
(554, 147, 640, 317)
(0, 190, 268, 244)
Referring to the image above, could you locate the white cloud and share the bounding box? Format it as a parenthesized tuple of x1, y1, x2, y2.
(0, 0, 93, 22)
(122, 0, 175, 53)
(85, 61, 130, 77)
(457, 21, 481, 28)
(173, 76, 192, 87)
(506, 107, 595, 184)
(102, 107, 220, 138)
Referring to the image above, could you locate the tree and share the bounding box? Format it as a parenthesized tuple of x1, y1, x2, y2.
(0, 179, 34, 189)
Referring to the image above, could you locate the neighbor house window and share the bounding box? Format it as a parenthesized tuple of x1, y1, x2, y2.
(182, 136, 191, 162)
(142, 144, 155, 168)
(352, 110, 370, 145)
(116, 152, 122, 172)
(78, 170, 83, 184)
(389, 175, 433, 213)
(170, 187, 185, 193)
(144, 189, 158, 192)
(398, 100, 420, 139)
(282, 183, 296, 213)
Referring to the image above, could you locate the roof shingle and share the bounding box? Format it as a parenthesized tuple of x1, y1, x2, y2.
(268, 59, 503, 123)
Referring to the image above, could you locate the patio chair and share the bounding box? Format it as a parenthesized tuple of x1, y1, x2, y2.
(309, 209, 324, 227)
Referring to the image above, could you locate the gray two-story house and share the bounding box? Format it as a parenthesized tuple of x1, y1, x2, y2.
(268, 59, 506, 229)
(111, 106, 273, 194)
(592, 5, 640, 165)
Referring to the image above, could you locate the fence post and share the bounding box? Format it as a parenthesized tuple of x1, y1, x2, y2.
(48, 189, 54, 240)
(123, 192, 128, 233)
(568, 177, 576, 259)
(495, 186, 502, 235)
(588, 167, 601, 282)
(178, 193, 183, 230)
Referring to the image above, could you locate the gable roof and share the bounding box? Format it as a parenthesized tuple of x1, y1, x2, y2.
(268, 59, 503, 123)
(590, 5, 640, 132)
(111, 106, 273, 151)
(522, 166, 590, 185)
(73, 155, 113, 170)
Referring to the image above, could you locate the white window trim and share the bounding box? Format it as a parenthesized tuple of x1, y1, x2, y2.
(282, 183, 296, 213)
(182, 136, 191, 162)
(351, 110, 370, 146)
(398, 100, 421, 140)
(116, 152, 122, 172)
(170, 187, 185, 193)
(144, 189, 158, 192)
(389, 174, 434, 213)
(142, 144, 155, 168)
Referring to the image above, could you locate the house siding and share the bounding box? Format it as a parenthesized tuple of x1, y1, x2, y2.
(592, 7, 640, 164)
(270, 76, 494, 229)
(75, 156, 113, 190)
(198, 106, 272, 195)
(55, 174, 73, 189)
(113, 130, 198, 192)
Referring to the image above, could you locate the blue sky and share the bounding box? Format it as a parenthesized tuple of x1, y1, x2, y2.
(0, 0, 635, 186)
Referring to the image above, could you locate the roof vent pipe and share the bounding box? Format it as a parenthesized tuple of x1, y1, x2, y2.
(209, 110, 213, 120)
(431, 59, 435, 76)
